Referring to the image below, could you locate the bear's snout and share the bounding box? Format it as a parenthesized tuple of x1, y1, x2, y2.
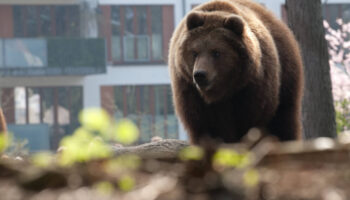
(193, 70, 209, 88)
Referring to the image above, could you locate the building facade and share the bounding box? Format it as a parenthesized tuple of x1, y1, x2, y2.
(0, 0, 349, 151)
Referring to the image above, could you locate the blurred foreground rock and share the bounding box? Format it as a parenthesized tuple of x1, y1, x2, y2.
(1, 136, 350, 200)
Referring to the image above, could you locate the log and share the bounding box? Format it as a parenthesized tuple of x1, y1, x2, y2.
(112, 135, 350, 164)
(112, 139, 189, 159)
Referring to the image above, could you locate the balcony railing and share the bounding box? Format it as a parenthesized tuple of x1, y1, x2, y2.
(0, 38, 106, 77)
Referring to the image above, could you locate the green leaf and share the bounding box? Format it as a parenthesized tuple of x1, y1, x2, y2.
(243, 169, 259, 187)
(0, 134, 9, 153)
(79, 108, 110, 132)
(213, 148, 252, 169)
(179, 146, 204, 161)
(118, 175, 135, 192)
(31, 152, 54, 167)
(94, 181, 114, 195)
(87, 137, 113, 160)
(114, 119, 139, 145)
(58, 128, 112, 166)
(106, 154, 141, 173)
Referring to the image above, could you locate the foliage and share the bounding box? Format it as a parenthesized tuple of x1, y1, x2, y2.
(58, 108, 140, 166)
(79, 108, 110, 132)
(0, 107, 262, 195)
(4, 134, 29, 158)
(335, 99, 350, 133)
(324, 19, 350, 80)
(105, 154, 141, 173)
(213, 148, 258, 187)
(60, 108, 259, 188)
(324, 19, 350, 133)
(31, 152, 54, 168)
(118, 175, 135, 192)
(179, 145, 204, 161)
(0, 133, 9, 153)
(93, 181, 115, 195)
(180, 145, 258, 187)
(213, 148, 252, 169)
(113, 119, 139, 145)
(243, 169, 259, 187)
(59, 128, 113, 166)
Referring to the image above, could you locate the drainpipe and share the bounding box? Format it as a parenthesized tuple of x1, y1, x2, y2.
(182, 0, 186, 17)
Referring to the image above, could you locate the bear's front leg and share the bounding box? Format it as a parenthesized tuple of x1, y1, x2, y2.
(172, 78, 211, 144)
(268, 103, 302, 141)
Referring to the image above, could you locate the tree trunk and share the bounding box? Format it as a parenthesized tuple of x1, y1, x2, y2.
(285, 0, 337, 139)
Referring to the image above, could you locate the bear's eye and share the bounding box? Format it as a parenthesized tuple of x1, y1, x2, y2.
(193, 52, 199, 59)
(212, 50, 220, 58)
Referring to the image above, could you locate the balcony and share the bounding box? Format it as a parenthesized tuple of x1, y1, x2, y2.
(0, 38, 106, 77)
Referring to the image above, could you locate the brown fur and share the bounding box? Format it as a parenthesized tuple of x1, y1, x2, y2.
(0, 108, 7, 134)
(169, 0, 303, 144)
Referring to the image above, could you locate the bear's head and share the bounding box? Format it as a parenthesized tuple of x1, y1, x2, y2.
(179, 11, 262, 104)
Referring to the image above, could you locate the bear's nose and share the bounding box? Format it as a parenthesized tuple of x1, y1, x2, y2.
(193, 70, 208, 88)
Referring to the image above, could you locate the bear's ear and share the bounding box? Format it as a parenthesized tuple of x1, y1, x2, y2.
(224, 15, 245, 36)
(187, 12, 205, 30)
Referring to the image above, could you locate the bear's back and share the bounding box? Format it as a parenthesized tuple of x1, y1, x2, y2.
(227, 0, 304, 140)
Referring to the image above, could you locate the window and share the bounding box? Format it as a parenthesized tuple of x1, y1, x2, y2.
(13, 5, 80, 37)
(323, 4, 350, 28)
(111, 6, 122, 61)
(2, 86, 82, 125)
(28, 88, 41, 124)
(4, 39, 47, 67)
(55, 6, 80, 37)
(101, 85, 178, 143)
(0, 87, 83, 149)
(345, 5, 350, 22)
(151, 7, 163, 61)
(14, 87, 26, 124)
(102, 5, 174, 64)
(111, 6, 161, 62)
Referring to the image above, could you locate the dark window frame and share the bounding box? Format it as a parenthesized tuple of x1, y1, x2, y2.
(101, 5, 174, 66)
(111, 6, 163, 64)
(102, 85, 178, 142)
(13, 5, 80, 38)
(0, 86, 82, 126)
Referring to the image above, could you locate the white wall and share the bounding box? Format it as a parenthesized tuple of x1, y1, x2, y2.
(0, 76, 84, 87)
(83, 65, 170, 107)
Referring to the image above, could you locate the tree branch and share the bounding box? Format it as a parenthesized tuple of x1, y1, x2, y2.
(112, 139, 189, 159)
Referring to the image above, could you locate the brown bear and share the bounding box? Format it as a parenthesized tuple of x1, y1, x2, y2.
(168, 0, 304, 144)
